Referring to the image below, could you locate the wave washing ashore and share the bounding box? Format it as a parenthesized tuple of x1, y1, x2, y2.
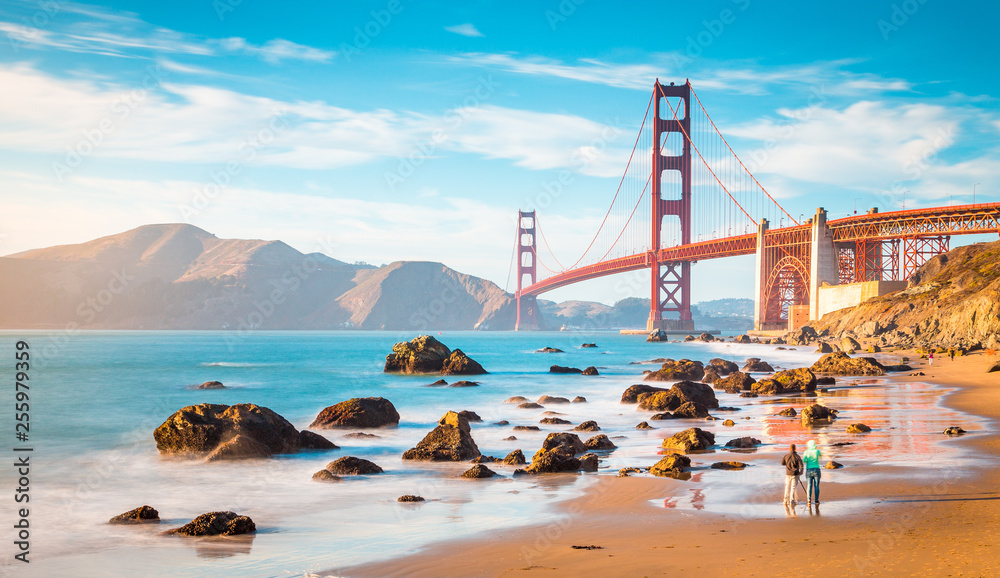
(0, 331, 990, 577)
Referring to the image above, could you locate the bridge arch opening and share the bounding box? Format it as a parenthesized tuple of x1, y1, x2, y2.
(762, 255, 809, 328)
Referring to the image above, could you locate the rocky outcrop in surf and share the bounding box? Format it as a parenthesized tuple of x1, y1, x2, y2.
(383, 336, 487, 374)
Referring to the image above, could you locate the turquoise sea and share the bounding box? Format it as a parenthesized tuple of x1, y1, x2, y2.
(0, 331, 980, 577)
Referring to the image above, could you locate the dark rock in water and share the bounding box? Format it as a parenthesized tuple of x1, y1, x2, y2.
(711, 461, 747, 470)
(513, 468, 528, 476)
(550, 365, 583, 374)
(502, 449, 526, 465)
(697, 333, 715, 342)
(539, 432, 587, 456)
(815, 342, 834, 353)
(724, 436, 761, 448)
(581, 343, 598, 348)
(504, 436, 518, 441)
(538, 395, 571, 404)
(671, 401, 710, 419)
(296, 430, 338, 450)
(621, 384, 669, 403)
(635, 421, 654, 429)
(742, 358, 774, 373)
(752, 368, 817, 395)
(574, 420, 600, 432)
(701, 366, 721, 384)
(109, 505, 159, 525)
(525, 448, 581, 474)
(644, 359, 706, 382)
(825, 461, 844, 469)
(647, 329, 669, 342)
(831, 441, 854, 447)
(716, 406, 740, 412)
(458, 410, 482, 422)
(733, 334, 751, 344)
(722, 419, 735, 427)
(312, 470, 342, 483)
(816, 376, 836, 385)
(800, 404, 838, 423)
(581, 366, 600, 376)
(846, 423, 871, 433)
(470, 455, 499, 464)
(540, 417, 572, 425)
(618, 467, 642, 477)
(584, 434, 616, 450)
(709, 358, 740, 375)
(504, 396, 529, 404)
(944, 426, 966, 435)
(572, 396, 588, 403)
(579, 453, 599, 472)
(402, 411, 480, 461)
(650, 453, 691, 477)
(518, 402, 544, 409)
(637, 381, 719, 411)
(661, 428, 715, 452)
(397, 495, 425, 502)
(513, 425, 541, 431)
(451, 381, 480, 387)
(542, 411, 565, 416)
(883, 364, 913, 372)
(383, 335, 452, 373)
(310, 397, 400, 429)
(154, 403, 308, 458)
(714, 371, 756, 394)
(739, 392, 758, 398)
(197, 381, 226, 390)
(325, 456, 384, 475)
(343, 432, 380, 439)
(810, 352, 886, 376)
(650, 412, 677, 420)
(169, 511, 255, 536)
(441, 349, 488, 376)
(427, 379, 449, 387)
(205, 434, 272, 462)
(777, 407, 797, 417)
(537, 347, 564, 353)
(493, 420, 509, 426)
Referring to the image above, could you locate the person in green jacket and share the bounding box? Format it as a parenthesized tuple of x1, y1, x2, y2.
(803, 439, 822, 504)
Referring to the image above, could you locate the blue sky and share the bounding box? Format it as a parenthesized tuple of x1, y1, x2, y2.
(1, 0, 997, 305)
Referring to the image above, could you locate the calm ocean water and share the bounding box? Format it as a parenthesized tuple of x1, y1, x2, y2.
(0, 331, 981, 577)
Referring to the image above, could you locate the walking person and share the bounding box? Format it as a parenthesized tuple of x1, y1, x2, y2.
(780, 443, 803, 505)
(803, 440, 822, 505)
(929, 352, 934, 366)
(950, 349, 956, 362)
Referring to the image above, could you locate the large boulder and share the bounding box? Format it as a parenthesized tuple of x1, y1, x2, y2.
(714, 371, 756, 394)
(109, 506, 160, 525)
(840, 336, 861, 351)
(649, 453, 691, 477)
(539, 432, 587, 456)
(550, 365, 583, 374)
(402, 411, 480, 461)
(525, 448, 581, 474)
(310, 397, 400, 429)
(810, 352, 886, 376)
(647, 329, 669, 342)
(724, 436, 762, 449)
(538, 395, 571, 404)
(574, 420, 600, 432)
(709, 358, 739, 375)
(384, 335, 452, 373)
(579, 453, 599, 472)
(751, 368, 817, 395)
(154, 403, 314, 458)
(742, 358, 774, 372)
(671, 401, 710, 418)
(584, 434, 617, 450)
(441, 349, 487, 375)
(502, 449, 526, 465)
(644, 359, 705, 382)
(621, 384, 669, 403)
(661, 427, 715, 452)
(637, 381, 719, 411)
(205, 434, 273, 462)
(461, 464, 497, 479)
(168, 512, 255, 536)
(325, 456, 384, 475)
(800, 404, 839, 424)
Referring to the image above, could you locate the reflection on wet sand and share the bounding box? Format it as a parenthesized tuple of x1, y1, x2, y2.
(192, 534, 256, 559)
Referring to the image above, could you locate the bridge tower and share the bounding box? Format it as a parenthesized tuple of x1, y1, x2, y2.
(514, 210, 539, 331)
(648, 80, 694, 331)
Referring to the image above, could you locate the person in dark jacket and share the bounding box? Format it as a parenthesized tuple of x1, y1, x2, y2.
(780, 444, 803, 505)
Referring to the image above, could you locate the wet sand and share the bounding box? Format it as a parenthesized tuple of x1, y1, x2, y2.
(341, 350, 1000, 577)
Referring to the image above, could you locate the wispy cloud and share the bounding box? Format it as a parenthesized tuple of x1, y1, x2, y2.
(217, 37, 335, 64)
(444, 23, 484, 37)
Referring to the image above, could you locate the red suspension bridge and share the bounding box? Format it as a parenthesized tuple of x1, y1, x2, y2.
(513, 80, 1000, 332)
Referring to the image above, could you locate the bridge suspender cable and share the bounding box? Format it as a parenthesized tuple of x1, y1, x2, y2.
(689, 86, 799, 226)
(656, 83, 755, 223)
(533, 215, 568, 271)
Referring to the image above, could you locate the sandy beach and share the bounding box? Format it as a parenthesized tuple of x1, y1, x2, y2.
(343, 350, 1000, 577)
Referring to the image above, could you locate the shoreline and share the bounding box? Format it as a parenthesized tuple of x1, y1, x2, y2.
(339, 348, 1000, 577)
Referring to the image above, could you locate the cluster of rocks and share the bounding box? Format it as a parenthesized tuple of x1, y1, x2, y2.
(383, 335, 486, 375)
(109, 505, 256, 537)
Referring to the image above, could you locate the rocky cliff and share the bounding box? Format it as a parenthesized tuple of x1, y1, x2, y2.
(813, 239, 1000, 350)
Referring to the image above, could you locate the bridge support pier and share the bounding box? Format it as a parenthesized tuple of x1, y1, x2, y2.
(809, 208, 839, 322)
(514, 210, 540, 331)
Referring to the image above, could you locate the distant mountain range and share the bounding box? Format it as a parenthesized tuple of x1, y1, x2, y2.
(0, 224, 751, 331)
